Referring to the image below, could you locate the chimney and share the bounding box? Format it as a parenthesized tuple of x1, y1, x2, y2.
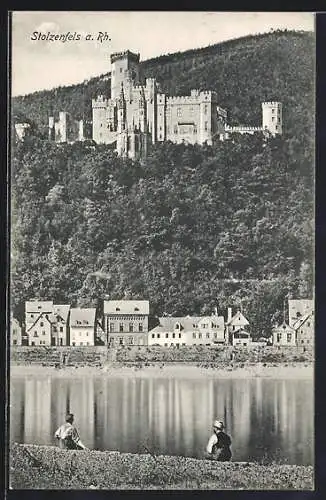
(227, 307, 232, 323)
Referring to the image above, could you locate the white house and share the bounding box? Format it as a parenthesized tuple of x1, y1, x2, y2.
(69, 308, 96, 346)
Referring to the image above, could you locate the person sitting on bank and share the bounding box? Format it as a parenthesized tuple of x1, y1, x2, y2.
(55, 413, 88, 450)
(206, 420, 232, 461)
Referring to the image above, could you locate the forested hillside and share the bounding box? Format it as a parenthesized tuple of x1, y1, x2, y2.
(11, 31, 314, 337)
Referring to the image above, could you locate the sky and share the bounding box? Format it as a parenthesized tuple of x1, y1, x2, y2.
(11, 11, 315, 96)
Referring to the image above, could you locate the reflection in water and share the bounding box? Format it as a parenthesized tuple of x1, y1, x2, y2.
(10, 375, 313, 465)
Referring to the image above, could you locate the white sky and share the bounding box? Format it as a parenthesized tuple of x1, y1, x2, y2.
(11, 11, 314, 96)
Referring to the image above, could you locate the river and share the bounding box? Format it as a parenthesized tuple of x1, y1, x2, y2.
(10, 374, 313, 465)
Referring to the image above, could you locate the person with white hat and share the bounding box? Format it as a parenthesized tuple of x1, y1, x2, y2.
(206, 420, 232, 461)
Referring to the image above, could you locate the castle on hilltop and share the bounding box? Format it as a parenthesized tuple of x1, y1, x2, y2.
(48, 50, 283, 157)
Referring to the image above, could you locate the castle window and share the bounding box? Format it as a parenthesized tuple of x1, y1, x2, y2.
(278, 117, 281, 123)
(165, 333, 169, 338)
(177, 108, 181, 117)
(275, 125, 278, 131)
(129, 323, 133, 332)
(204, 121, 208, 131)
(119, 323, 123, 332)
(139, 323, 143, 332)
(204, 104, 208, 114)
(272, 108, 275, 114)
(272, 117, 275, 122)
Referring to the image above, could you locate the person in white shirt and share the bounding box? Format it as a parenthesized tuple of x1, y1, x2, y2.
(206, 420, 232, 461)
(55, 413, 88, 450)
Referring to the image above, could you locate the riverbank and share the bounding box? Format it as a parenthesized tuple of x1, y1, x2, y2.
(10, 362, 313, 379)
(10, 444, 314, 490)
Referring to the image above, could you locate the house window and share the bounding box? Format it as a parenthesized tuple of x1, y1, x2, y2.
(204, 121, 208, 131)
(60, 327, 63, 332)
(165, 333, 169, 338)
(80, 342, 83, 346)
(42, 331, 45, 335)
(179, 333, 181, 338)
(134, 307, 139, 311)
(72, 342, 75, 346)
(110, 323, 114, 332)
(13, 340, 17, 345)
(152, 334, 155, 338)
(307, 322, 311, 327)
(157, 334, 160, 339)
(204, 104, 208, 114)
(53, 327, 57, 332)
(139, 323, 143, 332)
(119, 323, 124, 332)
(34, 331, 38, 337)
(193, 333, 196, 339)
(193, 324, 197, 328)
(202, 324, 207, 329)
(277, 333, 282, 343)
(199, 333, 202, 339)
(164, 343, 168, 347)
(172, 333, 175, 339)
(116, 307, 120, 311)
(86, 332, 89, 336)
(214, 333, 217, 339)
(287, 333, 292, 343)
(206, 333, 210, 339)
(174, 125, 178, 134)
(129, 323, 133, 332)
(177, 108, 181, 117)
(40, 322, 44, 327)
(31, 314, 34, 318)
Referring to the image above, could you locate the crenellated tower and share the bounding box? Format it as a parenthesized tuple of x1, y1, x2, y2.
(262, 101, 283, 136)
(110, 50, 140, 100)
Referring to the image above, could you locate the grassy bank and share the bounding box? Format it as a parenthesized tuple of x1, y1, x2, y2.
(10, 444, 314, 490)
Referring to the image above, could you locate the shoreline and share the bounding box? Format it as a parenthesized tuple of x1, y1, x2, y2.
(10, 362, 313, 379)
(10, 444, 314, 490)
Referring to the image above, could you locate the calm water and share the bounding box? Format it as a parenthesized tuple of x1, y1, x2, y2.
(10, 375, 313, 465)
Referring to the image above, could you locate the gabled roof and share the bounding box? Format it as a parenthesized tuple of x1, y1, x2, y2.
(198, 316, 224, 328)
(227, 310, 249, 326)
(292, 311, 314, 331)
(53, 305, 70, 322)
(25, 301, 53, 314)
(26, 312, 53, 332)
(104, 300, 149, 315)
(273, 321, 296, 333)
(70, 308, 96, 327)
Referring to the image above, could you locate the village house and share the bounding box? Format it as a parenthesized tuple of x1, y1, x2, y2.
(26, 312, 53, 346)
(10, 315, 22, 345)
(25, 300, 54, 333)
(288, 299, 314, 327)
(225, 308, 250, 344)
(293, 311, 314, 347)
(52, 305, 71, 346)
(69, 308, 97, 346)
(272, 322, 297, 347)
(148, 312, 226, 347)
(103, 300, 149, 346)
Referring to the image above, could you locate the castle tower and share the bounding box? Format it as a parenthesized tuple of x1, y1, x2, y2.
(58, 111, 68, 143)
(262, 101, 282, 136)
(48, 116, 55, 141)
(92, 95, 109, 143)
(116, 83, 128, 157)
(199, 91, 215, 145)
(110, 50, 140, 100)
